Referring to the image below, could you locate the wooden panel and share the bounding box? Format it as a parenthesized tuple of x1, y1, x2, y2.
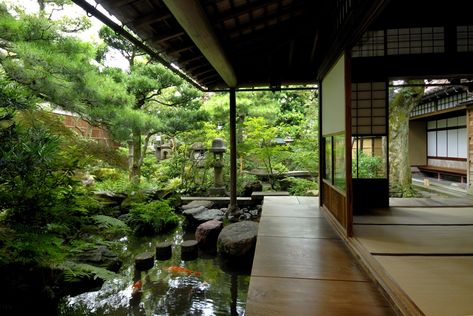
(468, 108, 473, 188)
(353, 178, 389, 212)
(322, 181, 347, 231)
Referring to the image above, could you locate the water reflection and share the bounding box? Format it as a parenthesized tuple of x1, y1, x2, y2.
(59, 226, 250, 316)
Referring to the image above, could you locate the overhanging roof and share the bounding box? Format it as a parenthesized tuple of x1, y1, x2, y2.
(73, 0, 389, 90)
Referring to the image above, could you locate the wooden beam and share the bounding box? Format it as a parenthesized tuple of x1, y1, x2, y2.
(166, 44, 194, 56)
(162, 0, 238, 87)
(148, 31, 185, 45)
(131, 13, 172, 28)
(71, 0, 205, 91)
(97, 0, 134, 8)
(228, 88, 239, 214)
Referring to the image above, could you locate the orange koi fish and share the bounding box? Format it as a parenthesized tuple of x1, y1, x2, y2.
(131, 279, 142, 296)
(164, 266, 201, 277)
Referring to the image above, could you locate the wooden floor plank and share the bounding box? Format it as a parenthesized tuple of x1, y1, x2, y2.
(260, 204, 321, 218)
(251, 236, 369, 281)
(258, 216, 338, 239)
(246, 276, 396, 316)
(246, 197, 395, 315)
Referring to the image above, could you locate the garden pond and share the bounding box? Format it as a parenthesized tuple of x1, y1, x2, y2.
(58, 225, 250, 315)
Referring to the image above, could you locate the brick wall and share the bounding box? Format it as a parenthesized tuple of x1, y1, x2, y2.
(57, 113, 117, 147)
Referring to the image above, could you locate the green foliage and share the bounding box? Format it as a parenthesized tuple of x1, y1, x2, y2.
(126, 200, 180, 236)
(62, 262, 117, 282)
(242, 117, 288, 189)
(282, 177, 318, 196)
(0, 8, 134, 127)
(0, 231, 66, 266)
(92, 168, 124, 182)
(92, 215, 130, 237)
(353, 151, 385, 178)
(0, 123, 77, 224)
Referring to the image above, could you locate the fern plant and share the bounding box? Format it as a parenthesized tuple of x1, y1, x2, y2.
(61, 261, 117, 282)
(126, 200, 180, 236)
(92, 215, 130, 237)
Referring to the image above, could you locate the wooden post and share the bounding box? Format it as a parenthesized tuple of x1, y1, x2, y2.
(228, 88, 239, 216)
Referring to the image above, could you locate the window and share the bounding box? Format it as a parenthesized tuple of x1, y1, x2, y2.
(426, 116, 467, 159)
(352, 136, 387, 178)
(324, 134, 346, 191)
(457, 25, 473, 52)
(324, 137, 332, 182)
(352, 30, 385, 58)
(352, 82, 387, 135)
(387, 27, 444, 55)
(333, 134, 346, 190)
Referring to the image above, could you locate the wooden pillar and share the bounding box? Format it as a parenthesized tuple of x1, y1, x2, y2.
(318, 85, 324, 207)
(228, 88, 239, 215)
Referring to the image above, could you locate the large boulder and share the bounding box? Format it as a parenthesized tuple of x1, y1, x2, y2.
(195, 220, 223, 251)
(76, 245, 122, 272)
(183, 206, 225, 228)
(217, 221, 258, 258)
(242, 181, 263, 197)
(182, 200, 214, 210)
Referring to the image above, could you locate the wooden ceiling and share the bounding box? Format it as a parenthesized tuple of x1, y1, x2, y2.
(74, 0, 388, 90)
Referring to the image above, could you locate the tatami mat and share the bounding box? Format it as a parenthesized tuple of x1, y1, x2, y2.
(374, 256, 473, 316)
(354, 207, 473, 225)
(354, 225, 473, 254)
(389, 197, 473, 207)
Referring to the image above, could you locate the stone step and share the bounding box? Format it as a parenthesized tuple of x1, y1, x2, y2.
(181, 196, 254, 207)
(251, 191, 290, 202)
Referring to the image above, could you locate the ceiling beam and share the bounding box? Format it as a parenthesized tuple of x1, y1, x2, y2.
(162, 0, 238, 87)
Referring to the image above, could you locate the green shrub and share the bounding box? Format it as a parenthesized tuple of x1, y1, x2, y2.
(283, 177, 318, 196)
(353, 151, 385, 178)
(126, 200, 180, 236)
(92, 168, 123, 181)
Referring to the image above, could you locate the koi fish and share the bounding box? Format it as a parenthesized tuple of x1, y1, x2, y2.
(131, 279, 142, 296)
(164, 266, 201, 277)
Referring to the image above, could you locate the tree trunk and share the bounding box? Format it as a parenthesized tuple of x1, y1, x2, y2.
(38, 0, 45, 12)
(389, 81, 424, 196)
(130, 128, 142, 183)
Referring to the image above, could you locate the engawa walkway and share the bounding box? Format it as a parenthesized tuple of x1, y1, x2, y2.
(246, 196, 395, 316)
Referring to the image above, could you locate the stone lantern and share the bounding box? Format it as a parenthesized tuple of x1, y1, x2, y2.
(209, 138, 226, 196)
(190, 142, 207, 168)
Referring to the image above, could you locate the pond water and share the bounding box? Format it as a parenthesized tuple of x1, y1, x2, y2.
(59, 225, 250, 316)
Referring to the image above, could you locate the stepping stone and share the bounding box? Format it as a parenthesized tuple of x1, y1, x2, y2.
(195, 220, 223, 252)
(181, 240, 198, 260)
(156, 241, 172, 261)
(135, 252, 155, 271)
